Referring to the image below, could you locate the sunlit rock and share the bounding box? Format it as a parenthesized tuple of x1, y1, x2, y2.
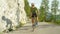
(0, 0, 27, 32)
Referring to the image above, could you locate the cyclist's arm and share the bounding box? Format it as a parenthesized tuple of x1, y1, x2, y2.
(35, 8, 39, 22)
(35, 8, 38, 16)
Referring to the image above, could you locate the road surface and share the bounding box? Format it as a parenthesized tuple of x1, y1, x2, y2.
(3, 22, 60, 34)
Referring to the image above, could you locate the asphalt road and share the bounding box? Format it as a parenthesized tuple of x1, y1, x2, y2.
(3, 22, 60, 34)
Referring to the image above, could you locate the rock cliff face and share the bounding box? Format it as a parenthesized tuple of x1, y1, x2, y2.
(0, 0, 27, 32)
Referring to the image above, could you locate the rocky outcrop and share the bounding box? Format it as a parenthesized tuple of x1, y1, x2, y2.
(0, 0, 27, 32)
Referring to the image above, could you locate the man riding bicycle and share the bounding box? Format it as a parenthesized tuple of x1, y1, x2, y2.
(30, 3, 38, 31)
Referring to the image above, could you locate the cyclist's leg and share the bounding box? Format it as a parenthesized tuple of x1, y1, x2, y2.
(32, 15, 37, 31)
(36, 17, 38, 25)
(35, 17, 38, 26)
(32, 17, 34, 26)
(32, 17, 36, 31)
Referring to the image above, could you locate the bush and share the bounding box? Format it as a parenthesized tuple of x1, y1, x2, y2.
(39, 13, 45, 22)
(19, 22, 26, 27)
(45, 13, 53, 22)
(55, 15, 60, 24)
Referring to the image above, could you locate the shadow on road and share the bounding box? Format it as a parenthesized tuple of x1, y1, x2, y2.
(19, 24, 55, 31)
(38, 24, 55, 28)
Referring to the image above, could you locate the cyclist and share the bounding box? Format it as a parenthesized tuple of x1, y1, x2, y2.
(30, 3, 38, 31)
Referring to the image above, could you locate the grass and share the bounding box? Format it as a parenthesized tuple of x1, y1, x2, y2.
(0, 32, 3, 34)
(19, 22, 26, 27)
(47, 22, 60, 25)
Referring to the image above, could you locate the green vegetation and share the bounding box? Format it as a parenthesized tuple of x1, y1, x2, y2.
(51, 0, 59, 24)
(24, 0, 30, 17)
(24, 0, 60, 25)
(0, 32, 3, 34)
(39, 0, 49, 22)
(20, 22, 26, 27)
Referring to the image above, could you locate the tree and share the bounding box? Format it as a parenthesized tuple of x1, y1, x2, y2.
(24, 0, 30, 17)
(51, 0, 59, 22)
(39, 0, 49, 21)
